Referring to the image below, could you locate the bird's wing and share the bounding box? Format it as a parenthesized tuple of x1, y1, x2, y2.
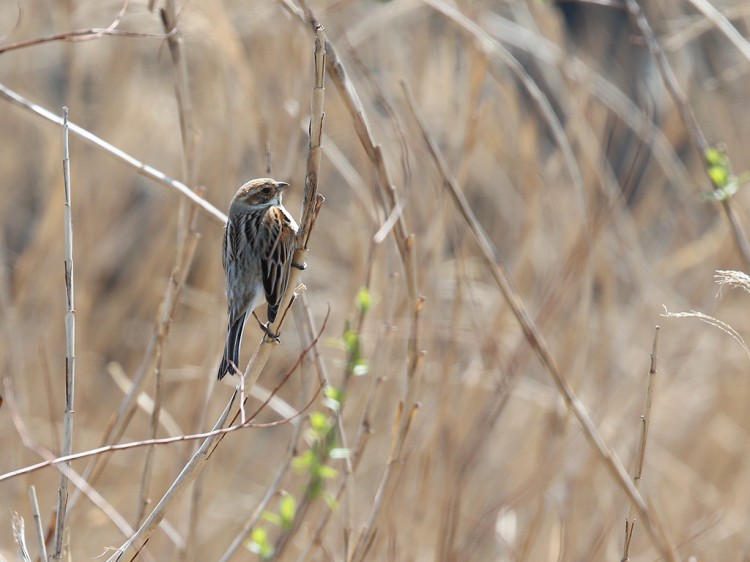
(261, 206, 296, 323)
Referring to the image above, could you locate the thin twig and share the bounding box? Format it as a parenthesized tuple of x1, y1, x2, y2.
(0, 351, 318, 484)
(100, 312, 327, 561)
(279, 0, 416, 301)
(0, 82, 225, 224)
(136, 225, 201, 526)
(423, 0, 584, 203)
(29, 486, 48, 562)
(53, 106, 75, 560)
(401, 82, 676, 561)
(105, 393, 238, 562)
(285, 6, 425, 556)
(270, 298, 347, 561)
(68, 160, 204, 514)
(685, 0, 750, 63)
(349, 299, 424, 562)
(0, 0, 178, 55)
(622, 326, 659, 562)
(1, 378, 149, 548)
(103, 26, 327, 560)
(623, 0, 750, 268)
(216, 301, 317, 562)
(136, 1, 200, 531)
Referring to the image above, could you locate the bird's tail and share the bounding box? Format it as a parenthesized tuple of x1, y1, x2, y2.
(217, 313, 247, 380)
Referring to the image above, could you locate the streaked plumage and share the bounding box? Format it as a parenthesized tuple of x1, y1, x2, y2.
(217, 178, 298, 380)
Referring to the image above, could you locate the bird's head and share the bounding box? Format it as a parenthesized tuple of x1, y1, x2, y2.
(231, 178, 289, 210)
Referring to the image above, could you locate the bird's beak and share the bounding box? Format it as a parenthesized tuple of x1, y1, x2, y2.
(276, 181, 290, 191)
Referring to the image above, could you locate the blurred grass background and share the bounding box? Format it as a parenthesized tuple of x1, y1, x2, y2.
(2, 0, 750, 560)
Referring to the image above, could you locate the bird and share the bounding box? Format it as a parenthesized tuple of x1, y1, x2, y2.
(217, 178, 300, 380)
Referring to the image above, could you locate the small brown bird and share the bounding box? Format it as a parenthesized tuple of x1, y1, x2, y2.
(217, 178, 299, 380)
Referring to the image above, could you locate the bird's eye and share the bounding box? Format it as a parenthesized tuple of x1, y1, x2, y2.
(261, 187, 272, 195)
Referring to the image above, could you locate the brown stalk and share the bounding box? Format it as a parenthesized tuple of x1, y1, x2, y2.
(0, 0, 176, 55)
(28, 486, 48, 562)
(102, 22, 326, 562)
(135, 0, 200, 533)
(1, 378, 152, 554)
(216, 300, 324, 562)
(52, 106, 75, 561)
(401, 82, 676, 561)
(622, 327, 660, 561)
(623, 0, 750, 269)
(0, 83, 225, 224)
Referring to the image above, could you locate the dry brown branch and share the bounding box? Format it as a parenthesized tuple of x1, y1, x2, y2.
(28, 486, 48, 562)
(0, 1, 174, 55)
(215, 302, 319, 562)
(67, 189, 203, 517)
(102, 24, 327, 560)
(284, 5, 426, 557)
(53, 106, 75, 560)
(623, 0, 750, 268)
(423, 0, 584, 200)
(1, 378, 145, 546)
(0, 83, 226, 224)
(402, 82, 675, 561)
(622, 327, 659, 561)
(134, 0, 199, 531)
(685, 0, 750, 62)
(279, 0, 417, 300)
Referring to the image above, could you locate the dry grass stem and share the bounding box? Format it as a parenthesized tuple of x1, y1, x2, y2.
(28, 486, 48, 562)
(685, 0, 750, 62)
(402, 81, 673, 559)
(624, 0, 750, 267)
(53, 106, 75, 560)
(4, 1, 750, 559)
(2, 379, 140, 543)
(102, 21, 326, 561)
(622, 326, 660, 561)
(0, 83, 225, 224)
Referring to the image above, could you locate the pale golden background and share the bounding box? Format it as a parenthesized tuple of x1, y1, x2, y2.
(2, 0, 750, 560)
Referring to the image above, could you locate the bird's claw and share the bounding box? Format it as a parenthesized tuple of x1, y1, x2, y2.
(261, 322, 281, 343)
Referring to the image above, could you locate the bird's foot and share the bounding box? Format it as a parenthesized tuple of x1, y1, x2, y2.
(261, 322, 281, 343)
(252, 311, 281, 343)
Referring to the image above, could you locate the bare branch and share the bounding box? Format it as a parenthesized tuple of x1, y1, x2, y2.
(402, 81, 675, 561)
(53, 106, 75, 560)
(0, 83, 226, 225)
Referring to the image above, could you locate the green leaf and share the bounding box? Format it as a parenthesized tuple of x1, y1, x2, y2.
(323, 386, 343, 403)
(293, 450, 315, 470)
(317, 465, 338, 480)
(705, 147, 725, 167)
(251, 527, 268, 544)
(310, 411, 329, 432)
(262, 511, 282, 527)
(708, 165, 729, 187)
(343, 329, 359, 356)
(279, 494, 296, 529)
(356, 286, 372, 314)
(248, 527, 274, 559)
